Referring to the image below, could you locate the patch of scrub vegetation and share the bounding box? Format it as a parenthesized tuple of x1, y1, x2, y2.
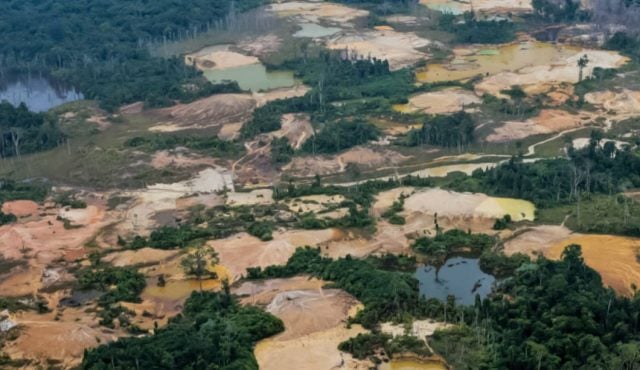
(0, 179, 49, 203)
(538, 194, 640, 236)
(438, 12, 516, 44)
(76, 261, 146, 328)
(124, 134, 244, 158)
(0, 102, 64, 158)
(0, 0, 262, 110)
(82, 289, 284, 369)
(300, 119, 380, 154)
(339, 332, 432, 362)
(400, 111, 475, 149)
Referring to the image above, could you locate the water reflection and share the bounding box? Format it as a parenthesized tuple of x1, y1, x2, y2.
(416, 256, 496, 305)
(0, 75, 83, 112)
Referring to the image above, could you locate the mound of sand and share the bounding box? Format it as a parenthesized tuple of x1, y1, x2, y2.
(266, 289, 360, 340)
(210, 229, 342, 281)
(585, 89, 640, 116)
(150, 93, 256, 132)
(394, 88, 481, 114)
(381, 320, 449, 341)
(1, 200, 39, 218)
(326, 30, 431, 70)
(402, 188, 535, 221)
(503, 225, 573, 256)
(268, 2, 368, 24)
(545, 234, 640, 296)
(103, 247, 179, 267)
(255, 325, 371, 370)
(234, 276, 326, 305)
(284, 146, 409, 178)
(487, 109, 589, 143)
(269, 113, 314, 150)
(185, 46, 259, 71)
(475, 49, 628, 97)
(3, 321, 114, 368)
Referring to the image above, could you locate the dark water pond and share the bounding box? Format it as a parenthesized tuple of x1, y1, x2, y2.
(416, 256, 496, 306)
(0, 75, 83, 112)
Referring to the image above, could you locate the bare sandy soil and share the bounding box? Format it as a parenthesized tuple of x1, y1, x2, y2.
(265, 288, 360, 340)
(585, 89, 640, 125)
(255, 324, 371, 370)
(284, 146, 410, 177)
(103, 247, 180, 267)
(2, 200, 39, 217)
(399, 188, 535, 221)
(149, 93, 256, 132)
(326, 29, 431, 70)
(210, 229, 342, 281)
(487, 109, 592, 143)
(475, 48, 628, 97)
(185, 46, 259, 70)
(269, 113, 314, 149)
(267, 1, 368, 25)
(545, 234, 640, 296)
(394, 88, 481, 114)
(234, 276, 326, 305)
(150, 149, 218, 169)
(381, 320, 450, 340)
(503, 225, 574, 256)
(237, 34, 283, 57)
(420, 0, 532, 13)
(3, 319, 116, 368)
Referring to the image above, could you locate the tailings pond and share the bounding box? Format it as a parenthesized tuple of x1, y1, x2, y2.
(416, 256, 496, 305)
(203, 63, 297, 92)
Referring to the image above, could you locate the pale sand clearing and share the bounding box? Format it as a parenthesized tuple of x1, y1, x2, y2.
(421, 0, 532, 13)
(185, 46, 259, 71)
(103, 247, 180, 267)
(487, 109, 590, 143)
(503, 225, 573, 256)
(327, 30, 431, 70)
(150, 93, 256, 132)
(393, 88, 481, 114)
(3, 321, 115, 368)
(234, 276, 326, 306)
(265, 289, 360, 340)
(285, 146, 409, 177)
(255, 324, 371, 370)
(572, 138, 629, 150)
(210, 229, 342, 281)
(267, 2, 368, 24)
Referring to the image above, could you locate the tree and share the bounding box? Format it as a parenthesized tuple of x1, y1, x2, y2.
(578, 54, 590, 82)
(180, 244, 219, 291)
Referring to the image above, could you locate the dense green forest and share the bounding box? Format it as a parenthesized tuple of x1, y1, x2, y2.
(404, 111, 475, 148)
(0, 0, 262, 110)
(0, 102, 64, 158)
(439, 12, 516, 44)
(82, 288, 284, 369)
(300, 119, 380, 154)
(450, 136, 640, 208)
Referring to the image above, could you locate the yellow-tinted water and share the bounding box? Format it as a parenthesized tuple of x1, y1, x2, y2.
(417, 41, 580, 83)
(142, 265, 229, 301)
(494, 197, 536, 221)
